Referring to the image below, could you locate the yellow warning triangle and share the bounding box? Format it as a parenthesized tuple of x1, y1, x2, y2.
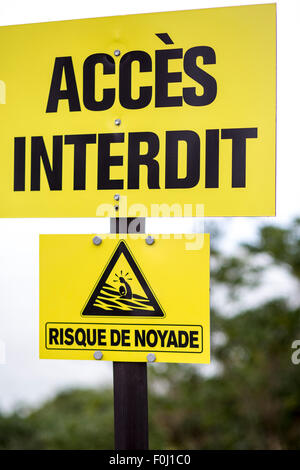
(81, 241, 164, 317)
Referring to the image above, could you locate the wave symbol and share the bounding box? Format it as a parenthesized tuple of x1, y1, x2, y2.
(94, 283, 155, 312)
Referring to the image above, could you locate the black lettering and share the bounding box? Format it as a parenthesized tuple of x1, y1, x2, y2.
(14, 137, 26, 191)
(121, 330, 131, 346)
(155, 49, 183, 107)
(178, 330, 189, 348)
(86, 329, 97, 346)
(98, 329, 107, 346)
(128, 132, 160, 189)
(98, 133, 124, 190)
(111, 329, 121, 346)
(49, 328, 59, 345)
(59, 328, 64, 345)
(157, 329, 168, 347)
(46, 57, 81, 113)
(190, 330, 200, 348)
(64, 328, 74, 346)
(167, 330, 178, 348)
(83, 54, 115, 111)
(165, 130, 200, 188)
(75, 328, 86, 346)
(31, 136, 63, 191)
(65, 134, 96, 190)
(205, 129, 219, 188)
(135, 329, 146, 347)
(119, 51, 152, 109)
(146, 330, 158, 347)
(183, 46, 217, 106)
(221, 128, 258, 187)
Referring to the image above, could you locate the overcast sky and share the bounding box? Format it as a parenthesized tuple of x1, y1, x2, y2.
(0, 0, 299, 412)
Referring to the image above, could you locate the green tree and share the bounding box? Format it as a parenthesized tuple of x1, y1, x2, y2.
(0, 389, 114, 449)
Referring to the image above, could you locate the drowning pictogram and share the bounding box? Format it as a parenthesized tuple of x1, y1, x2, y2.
(81, 241, 165, 317)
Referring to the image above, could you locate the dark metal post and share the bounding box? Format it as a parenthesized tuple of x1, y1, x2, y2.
(111, 217, 149, 450)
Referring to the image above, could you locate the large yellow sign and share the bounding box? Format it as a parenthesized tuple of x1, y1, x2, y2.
(0, 4, 276, 217)
(39, 234, 210, 363)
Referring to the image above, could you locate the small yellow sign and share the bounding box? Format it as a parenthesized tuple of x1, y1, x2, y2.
(39, 234, 210, 363)
(0, 4, 276, 217)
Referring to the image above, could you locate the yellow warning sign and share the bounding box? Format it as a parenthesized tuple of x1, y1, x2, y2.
(0, 4, 276, 217)
(39, 234, 210, 363)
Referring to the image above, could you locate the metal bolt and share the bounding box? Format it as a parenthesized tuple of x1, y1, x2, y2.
(92, 236, 102, 246)
(93, 351, 103, 360)
(114, 205, 119, 211)
(146, 235, 155, 246)
(114, 194, 120, 201)
(114, 49, 121, 57)
(115, 118, 121, 126)
(147, 353, 156, 363)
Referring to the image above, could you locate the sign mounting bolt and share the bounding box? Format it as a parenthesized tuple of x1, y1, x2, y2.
(92, 236, 102, 246)
(147, 353, 156, 363)
(114, 194, 120, 201)
(114, 49, 121, 57)
(114, 205, 119, 211)
(146, 235, 155, 246)
(94, 351, 103, 360)
(115, 119, 121, 126)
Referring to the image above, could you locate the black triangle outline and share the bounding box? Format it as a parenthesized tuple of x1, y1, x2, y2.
(81, 240, 165, 317)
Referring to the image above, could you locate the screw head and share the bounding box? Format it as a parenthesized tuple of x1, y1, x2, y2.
(114, 118, 121, 126)
(114, 194, 120, 201)
(114, 49, 121, 57)
(93, 351, 103, 360)
(147, 353, 156, 363)
(114, 205, 119, 211)
(146, 235, 155, 246)
(92, 236, 102, 246)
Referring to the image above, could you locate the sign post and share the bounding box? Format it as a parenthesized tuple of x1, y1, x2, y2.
(113, 361, 148, 450)
(111, 217, 149, 450)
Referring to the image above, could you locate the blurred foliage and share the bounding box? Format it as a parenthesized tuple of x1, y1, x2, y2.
(1, 218, 300, 449)
(0, 389, 114, 450)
